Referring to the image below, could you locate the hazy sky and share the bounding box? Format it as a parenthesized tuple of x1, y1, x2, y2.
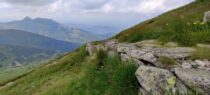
(0, 0, 194, 27)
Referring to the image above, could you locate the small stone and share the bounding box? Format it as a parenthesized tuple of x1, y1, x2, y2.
(182, 61, 192, 68)
(195, 60, 207, 67)
(203, 11, 210, 23)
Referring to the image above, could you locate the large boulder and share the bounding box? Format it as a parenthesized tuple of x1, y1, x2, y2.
(117, 43, 137, 53)
(119, 46, 158, 64)
(181, 61, 193, 69)
(204, 11, 210, 23)
(105, 40, 118, 51)
(175, 68, 210, 94)
(154, 47, 195, 59)
(136, 66, 187, 94)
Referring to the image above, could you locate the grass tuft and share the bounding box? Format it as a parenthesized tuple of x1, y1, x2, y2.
(159, 56, 176, 66)
(191, 47, 210, 60)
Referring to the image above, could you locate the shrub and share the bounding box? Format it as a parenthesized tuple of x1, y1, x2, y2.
(96, 49, 107, 68)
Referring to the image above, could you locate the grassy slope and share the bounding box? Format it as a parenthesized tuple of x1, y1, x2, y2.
(0, 47, 138, 95)
(114, 0, 210, 46)
(0, 59, 52, 85)
(1, 1, 209, 95)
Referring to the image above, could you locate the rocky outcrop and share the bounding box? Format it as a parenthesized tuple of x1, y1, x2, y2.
(175, 68, 210, 94)
(86, 42, 106, 55)
(136, 66, 188, 94)
(204, 11, 210, 23)
(86, 40, 210, 94)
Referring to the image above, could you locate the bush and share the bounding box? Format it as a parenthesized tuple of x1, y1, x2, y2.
(96, 49, 107, 68)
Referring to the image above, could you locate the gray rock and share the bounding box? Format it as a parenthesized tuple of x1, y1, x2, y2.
(129, 49, 146, 58)
(105, 40, 118, 51)
(195, 60, 210, 68)
(182, 61, 192, 68)
(139, 53, 157, 63)
(86, 43, 94, 55)
(195, 60, 206, 67)
(204, 11, 210, 23)
(121, 53, 144, 66)
(117, 43, 137, 53)
(121, 47, 157, 63)
(175, 68, 210, 94)
(136, 66, 187, 94)
(138, 88, 148, 95)
(133, 59, 145, 66)
(155, 47, 195, 59)
(120, 53, 131, 62)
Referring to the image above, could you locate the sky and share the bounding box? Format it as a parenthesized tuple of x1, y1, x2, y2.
(0, 0, 194, 28)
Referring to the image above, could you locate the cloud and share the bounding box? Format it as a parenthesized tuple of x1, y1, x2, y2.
(57, 0, 193, 14)
(0, 0, 194, 14)
(0, 0, 194, 26)
(0, 0, 57, 7)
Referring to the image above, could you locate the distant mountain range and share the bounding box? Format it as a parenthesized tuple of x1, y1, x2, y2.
(0, 17, 103, 44)
(0, 29, 80, 67)
(67, 24, 122, 38)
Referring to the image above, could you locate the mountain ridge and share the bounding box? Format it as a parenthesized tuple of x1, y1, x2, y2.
(0, 17, 103, 44)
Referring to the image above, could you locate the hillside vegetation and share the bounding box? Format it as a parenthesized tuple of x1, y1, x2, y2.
(0, 29, 79, 85)
(1, 0, 210, 95)
(0, 47, 138, 95)
(114, 0, 210, 46)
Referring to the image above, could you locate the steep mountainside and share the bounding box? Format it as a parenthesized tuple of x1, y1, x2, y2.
(114, 0, 210, 46)
(67, 24, 122, 38)
(0, 0, 210, 95)
(0, 29, 80, 85)
(0, 17, 102, 43)
(0, 29, 80, 68)
(0, 29, 79, 52)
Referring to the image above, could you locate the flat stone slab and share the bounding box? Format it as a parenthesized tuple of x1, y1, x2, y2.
(136, 66, 187, 94)
(175, 68, 210, 94)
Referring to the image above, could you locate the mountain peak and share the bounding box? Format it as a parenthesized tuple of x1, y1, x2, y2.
(22, 16, 32, 21)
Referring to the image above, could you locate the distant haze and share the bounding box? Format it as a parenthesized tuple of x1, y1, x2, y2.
(0, 0, 194, 32)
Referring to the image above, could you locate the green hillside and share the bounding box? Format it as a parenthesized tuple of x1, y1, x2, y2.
(114, 0, 210, 46)
(0, 47, 138, 95)
(0, 0, 210, 95)
(0, 29, 79, 85)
